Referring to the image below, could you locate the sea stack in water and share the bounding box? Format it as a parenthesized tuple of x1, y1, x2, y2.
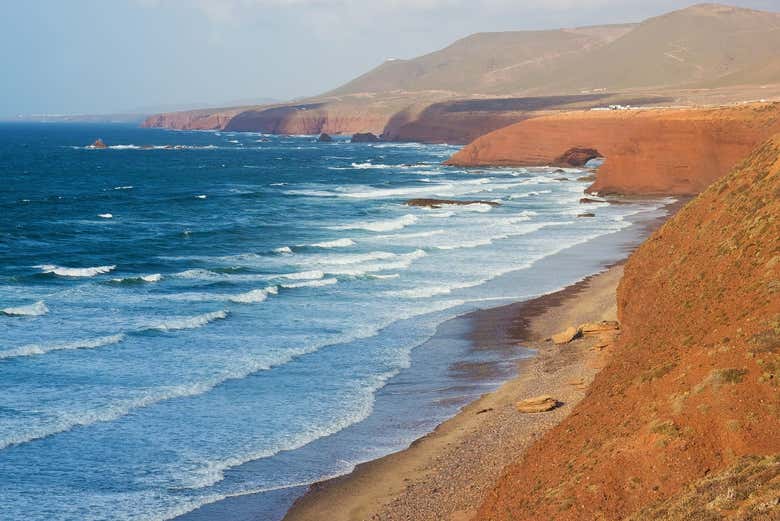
(351, 132, 380, 143)
(89, 139, 108, 149)
(317, 133, 333, 143)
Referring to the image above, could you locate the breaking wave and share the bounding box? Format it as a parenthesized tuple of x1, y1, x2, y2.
(2, 300, 49, 317)
(37, 264, 116, 277)
(0, 334, 125, 360)
(330, 214, 418, 232)
(146, 310, 229, 332)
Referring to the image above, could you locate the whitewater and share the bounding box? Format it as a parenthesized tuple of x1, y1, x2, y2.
(0, 123, 670, 521)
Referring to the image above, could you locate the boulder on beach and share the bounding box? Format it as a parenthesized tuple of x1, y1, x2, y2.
(317, 133, 333, 143)
(551, 326, 581, 344)
(405, 198, 500, 208)
(351, 132, 380, 143)
(516, 395, 560, 413)
(89, 139, 107, 149)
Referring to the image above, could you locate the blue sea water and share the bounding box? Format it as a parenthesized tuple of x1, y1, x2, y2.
(0, 123, 669, 521)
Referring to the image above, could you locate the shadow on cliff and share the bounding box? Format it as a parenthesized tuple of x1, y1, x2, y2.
(382, 94, 674, 144)
(225, 103, 328, 133)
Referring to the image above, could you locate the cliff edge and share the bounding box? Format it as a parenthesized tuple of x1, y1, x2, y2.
(446, 103, 780, 195)
(474, 134, 780, 520)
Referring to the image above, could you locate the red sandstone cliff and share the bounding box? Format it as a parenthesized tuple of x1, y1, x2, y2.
(474, 134, 780, 521)
(141, 107, 246, 130)
(446, 103, 780, 195)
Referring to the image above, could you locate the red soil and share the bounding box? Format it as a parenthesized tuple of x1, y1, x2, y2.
(474, 134, 780, 520)
(446, 103, 780, 195)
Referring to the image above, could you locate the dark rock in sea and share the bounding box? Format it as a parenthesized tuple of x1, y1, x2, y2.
(580, 197, 604, 204)
(351, 132, 380, 143)
(577, 174, 597, 182)
(317, 133, 333, 143)
(89, 139, 107, 149)
(406, 198, 500, 209)
(555, 177, 570, 181)
(554, 147, 602, 167)
(577, 212, 596, 218)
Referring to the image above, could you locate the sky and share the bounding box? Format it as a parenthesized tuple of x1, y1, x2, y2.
(1, 0, 779, 117)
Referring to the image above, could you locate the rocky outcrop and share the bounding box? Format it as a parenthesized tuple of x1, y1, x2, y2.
(553, 147, 601, 167)
(88, 139, 107, 149)
(473, 134, 780, 520)
(351, 132, 380, 143)
(551, 326, 581, 344)
(317, 133, 333, 143)
(405, 199, 500, 208)
(447, 103, 780, 195)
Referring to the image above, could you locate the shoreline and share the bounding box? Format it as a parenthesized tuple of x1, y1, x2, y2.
(283, 199, 684, 521)
(284, 266, 624, 521)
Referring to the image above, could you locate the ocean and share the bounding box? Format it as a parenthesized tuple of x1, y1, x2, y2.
(0, 123, 668, 521)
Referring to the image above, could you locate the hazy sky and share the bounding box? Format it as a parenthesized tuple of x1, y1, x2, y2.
(2, 0, 778, 117)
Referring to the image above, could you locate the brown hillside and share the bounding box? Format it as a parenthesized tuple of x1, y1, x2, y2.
(446, 103, 780, 195)
(142, 4, 780, 139)
(474, 134, 780, 520)
(332, 4, 780, 97)
(329, 24, 634, 96)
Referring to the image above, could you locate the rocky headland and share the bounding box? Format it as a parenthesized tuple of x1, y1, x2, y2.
(446, 103, 780, 195)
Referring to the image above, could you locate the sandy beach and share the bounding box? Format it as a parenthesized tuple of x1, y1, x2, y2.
(284, 264, 625, 521)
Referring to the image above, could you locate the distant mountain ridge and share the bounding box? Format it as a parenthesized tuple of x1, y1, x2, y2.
(143, 3, 780, 142)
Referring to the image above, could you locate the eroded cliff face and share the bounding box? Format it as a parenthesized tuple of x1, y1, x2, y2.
(447, 103, 780, 195)
(141, 108, 246, 130)
(474, 135, 780, 521)
(223, 102, 390, 135)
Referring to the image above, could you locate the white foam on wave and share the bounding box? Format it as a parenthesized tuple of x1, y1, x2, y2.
(147, 310, 228, 332)
(453, 203, 495, 213)
(274, 246, 293, 254)
(308, 251, 395, 266)
(309, 238, 355, 248)
(98, 213, 113, 219)
(425, 210, 455, 218)
(387, 280, 482, 299)
(282, 270, 325, 280)
(281, 278, 338, 289)
(330, 214, 418, 232)
(2, 300, 49, 317)
(326, 250, 426, 276)
(350, 162, 394, 169)
(113, 185, 133, 190)
(374, 229, 445, 240)
(111, 273, 162, 283)
(508, 189, 552, 199)
(37, 264, 116, 277)
(195, 195, 207, 199)
(228, 286, 279, 304)
(0, 334, 125, 360)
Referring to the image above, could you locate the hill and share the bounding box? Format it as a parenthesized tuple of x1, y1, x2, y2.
(142, 4, 780, 142)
